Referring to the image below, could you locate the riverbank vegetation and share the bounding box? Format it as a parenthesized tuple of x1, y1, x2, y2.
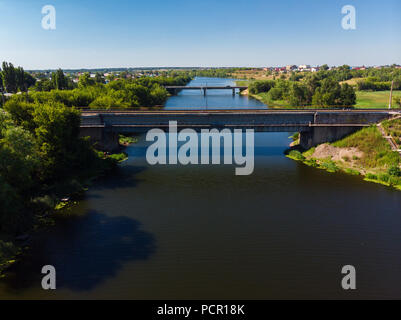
(1, 61, 192, 109)
(8, 75, 191, 109)
(245, 76, 356, 108)
(0, 99, 128, 274)
(237, 65, 401, 108)
(287, 125, 401, 190)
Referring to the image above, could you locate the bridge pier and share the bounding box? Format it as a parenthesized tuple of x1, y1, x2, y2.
(300, 126, 360, 149)
(232, 88, 236, 96)
(203, 88, 207, 96)
(80, 127, 120, 152)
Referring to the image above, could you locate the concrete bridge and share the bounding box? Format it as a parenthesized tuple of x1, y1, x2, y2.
(80, 109, 400, 151)
(165, 86, 248, 96)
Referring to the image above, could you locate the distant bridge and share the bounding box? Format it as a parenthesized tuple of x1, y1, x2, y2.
(164, 86, 248, 96)
(80, 109, 400, 151)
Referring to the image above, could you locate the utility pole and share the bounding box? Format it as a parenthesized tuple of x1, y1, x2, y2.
(389, 80, 394, 109)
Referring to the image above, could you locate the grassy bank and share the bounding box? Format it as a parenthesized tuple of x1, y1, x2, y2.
(287, 125, 401, 190)
(237, 80, 401, 109)
(249, 90, 401, 109)
(355, 91, 401, 109)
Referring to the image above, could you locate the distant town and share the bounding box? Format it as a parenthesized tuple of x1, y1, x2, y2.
(24, 64, 401, 85)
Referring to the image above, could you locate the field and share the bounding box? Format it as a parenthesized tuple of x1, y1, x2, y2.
(237, 81, 401, 109)
(355, 91, 401, 109)
(382, 118, 401, 146)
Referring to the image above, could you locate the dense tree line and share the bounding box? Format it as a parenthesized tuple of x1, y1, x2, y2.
(0, 62, 36, 93)
(356, 77, 401, 91)
(0, 102, 102, 232)
(249, 75, 356, 107)
(8, 73, 192, 109)
(186, 68, 248, 79)
(0, 99, 123, 269)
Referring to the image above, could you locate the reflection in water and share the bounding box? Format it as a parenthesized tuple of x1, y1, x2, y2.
(2, 210, 156, 293)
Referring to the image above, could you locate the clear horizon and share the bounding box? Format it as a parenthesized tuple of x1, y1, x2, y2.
(1, 0, 400, 70)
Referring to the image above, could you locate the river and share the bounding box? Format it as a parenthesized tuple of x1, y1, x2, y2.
(1, 77, 401, 299)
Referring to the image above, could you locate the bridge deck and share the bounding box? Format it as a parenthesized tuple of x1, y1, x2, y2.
(81, 109, 399, 133)
(164, 86, 248, 90)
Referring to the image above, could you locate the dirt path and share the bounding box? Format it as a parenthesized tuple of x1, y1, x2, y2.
(377, 117, 401, 155)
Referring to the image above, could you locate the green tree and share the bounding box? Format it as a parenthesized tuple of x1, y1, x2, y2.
(95, 72, 105, 84)
(15, 67, 26, 92)
(287, 82, 309, 106)
(321, 64, 329, 71)
(32, 103, 81, 179)
(78, 72, 96, 87)
(0, 70, 4, 106)
(1, 62, 17, 93)
(52, 69, 69, 90)
(340, 83, 356, 106)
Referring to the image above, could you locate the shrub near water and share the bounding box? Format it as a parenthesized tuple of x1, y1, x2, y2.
(388, 165, 401, 177)
(288, 150, 306, 161)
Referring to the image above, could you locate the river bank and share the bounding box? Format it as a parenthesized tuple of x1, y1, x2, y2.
(0, 135, 136, 277)
(286, 120, 401, 191)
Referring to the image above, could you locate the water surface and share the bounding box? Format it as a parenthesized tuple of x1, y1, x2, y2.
(165, 77, 266, 110)
(1, 78, 401, 299)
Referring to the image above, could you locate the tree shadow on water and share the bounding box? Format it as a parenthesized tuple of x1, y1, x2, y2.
(87, 165, 148, 194)
(2, 210, 156, 293)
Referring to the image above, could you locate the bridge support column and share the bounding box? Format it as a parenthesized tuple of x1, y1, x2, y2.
(300, 126, 361, 149)
(203, 88, 207, 96)
(80, 127, 120, 152)
(232, 88, 236, 96)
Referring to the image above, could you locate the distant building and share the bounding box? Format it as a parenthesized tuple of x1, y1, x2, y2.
(298, 64, 311, 70)
(286, 65, 297, 71)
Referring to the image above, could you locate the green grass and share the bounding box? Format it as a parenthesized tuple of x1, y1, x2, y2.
(251, 92, 293, 108)
(236, 80, 251, 86)
(382, 118, 401, 146)
(332, 126, 400, 169)
(108, 152, 128, 162)
(287, 150, 306, 161)
(119, 134, 137, 145)
(355, 91, 401, 109)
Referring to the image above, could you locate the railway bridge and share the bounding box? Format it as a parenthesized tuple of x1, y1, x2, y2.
(80, 109, 400, 151)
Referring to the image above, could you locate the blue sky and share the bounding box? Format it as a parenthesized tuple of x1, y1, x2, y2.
(0, 0, 400, 69)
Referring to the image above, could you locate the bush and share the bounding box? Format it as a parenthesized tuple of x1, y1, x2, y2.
(388, 166, 401, 177)
(249, 80, 275, 94)
(267, 87, 284, 100)
(0, 240, 19, 270)
(389, 176, 401, 186)
(378, 173, 390, 183)
(366, 173, 378, 180)
(320, 160, 339, 172)
(288, 150, 305, 161)
(108, 153, 128, 162)
(344, 168, 360, 175)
